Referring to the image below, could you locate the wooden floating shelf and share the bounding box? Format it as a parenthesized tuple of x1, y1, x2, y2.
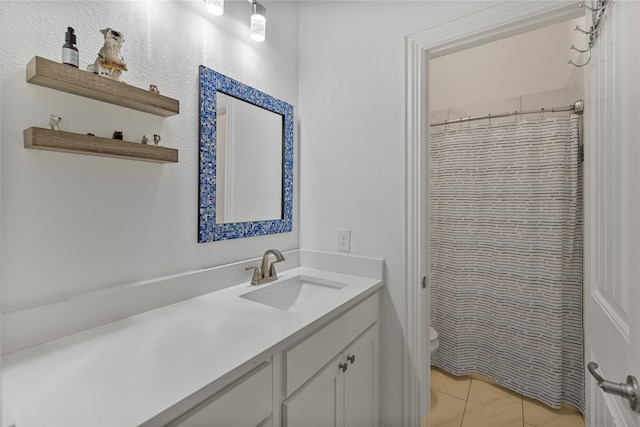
(26, 56, 180, 117)
(24, 127, 179, 164)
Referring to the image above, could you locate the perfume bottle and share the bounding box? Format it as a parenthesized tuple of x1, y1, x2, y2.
(62, 27, 79, 68)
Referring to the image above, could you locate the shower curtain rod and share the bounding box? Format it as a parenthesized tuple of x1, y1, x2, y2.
(430, 99, 584, 127)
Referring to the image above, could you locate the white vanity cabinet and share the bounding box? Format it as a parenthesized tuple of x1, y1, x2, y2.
(169, 362, 273, 427)
(162, 292, 379, 427)
(282, 294, 379, 427)
(3, 258, 384, 427)
(282, 325, 378, 427)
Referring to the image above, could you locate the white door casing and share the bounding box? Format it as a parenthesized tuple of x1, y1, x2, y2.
(584, 1, 640, 426)
(405, 2, 584, 425)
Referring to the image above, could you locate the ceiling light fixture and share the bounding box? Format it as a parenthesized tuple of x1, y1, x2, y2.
(250, 0, 266, 42)
(205, 0, 224, 16)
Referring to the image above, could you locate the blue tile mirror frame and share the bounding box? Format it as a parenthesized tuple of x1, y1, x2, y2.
(198, 65, 294, 242)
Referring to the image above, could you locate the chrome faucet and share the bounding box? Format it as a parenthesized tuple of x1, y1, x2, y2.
(245, 249, 285, 285)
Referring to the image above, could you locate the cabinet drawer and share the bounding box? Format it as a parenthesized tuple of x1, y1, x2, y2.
(174, 362, 272, 426)
(285, 293, 378, 395)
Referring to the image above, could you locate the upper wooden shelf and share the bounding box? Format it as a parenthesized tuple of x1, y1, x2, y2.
(26, 56, 180, 117)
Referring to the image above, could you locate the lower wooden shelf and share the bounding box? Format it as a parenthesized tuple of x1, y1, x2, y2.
(24, 127, 178, 163)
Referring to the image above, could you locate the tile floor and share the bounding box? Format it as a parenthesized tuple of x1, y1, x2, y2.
(425, 366, 585, 427)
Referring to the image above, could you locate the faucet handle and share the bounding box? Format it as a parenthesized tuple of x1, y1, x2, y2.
(245, 266, 261, 285)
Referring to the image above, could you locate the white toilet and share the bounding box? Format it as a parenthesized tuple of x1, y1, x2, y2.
(430, 327, 439, 352)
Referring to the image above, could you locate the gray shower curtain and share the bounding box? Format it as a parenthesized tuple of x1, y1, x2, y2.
(429, 116, 584, 412)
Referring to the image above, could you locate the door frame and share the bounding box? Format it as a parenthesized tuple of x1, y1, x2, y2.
(404, 2, 583, 424)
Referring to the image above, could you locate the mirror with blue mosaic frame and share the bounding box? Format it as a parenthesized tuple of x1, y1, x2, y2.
(199, 65, 293, 242)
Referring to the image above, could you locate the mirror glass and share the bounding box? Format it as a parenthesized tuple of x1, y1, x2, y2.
(199, 65, 293, 242)
(215, 92, 282, 223)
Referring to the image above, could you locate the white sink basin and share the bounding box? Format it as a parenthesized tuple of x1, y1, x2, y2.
(240, 275, 347, 312)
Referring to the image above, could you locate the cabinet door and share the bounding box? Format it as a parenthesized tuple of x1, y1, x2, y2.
(343, 325, 378, 427)
(285, 293, 378, 396)
(283, 355, 345, 427)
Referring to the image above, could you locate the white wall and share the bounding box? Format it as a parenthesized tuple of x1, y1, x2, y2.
(0, 0, 299, 311)
(297, 1, 500, 424)
(1, 1, 576, 425)
(430, 16, 586, 112)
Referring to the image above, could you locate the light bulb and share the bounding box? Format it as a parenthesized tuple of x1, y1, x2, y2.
(206, 0, 224, 16)
(250, 1, 266, 42)
(251, 14, 266, 42)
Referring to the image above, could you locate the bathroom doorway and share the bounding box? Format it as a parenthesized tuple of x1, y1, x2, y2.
(428, 15, 586, 424)
(404, 3, 585, 425)
(406, 1, 640, 426)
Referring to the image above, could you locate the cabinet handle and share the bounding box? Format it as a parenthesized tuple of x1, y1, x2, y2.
(347, 354, 356, 364)
(339, 362, 348, 372)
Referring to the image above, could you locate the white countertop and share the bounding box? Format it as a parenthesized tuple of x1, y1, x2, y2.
(2, 267, 382, 426)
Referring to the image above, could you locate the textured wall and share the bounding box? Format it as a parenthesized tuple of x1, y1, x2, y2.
(297, 1, 500, 424)
(0, 0, 299, 311)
